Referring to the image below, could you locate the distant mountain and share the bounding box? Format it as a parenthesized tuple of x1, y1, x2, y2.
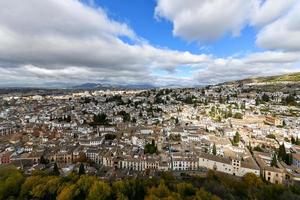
(119, 84, 155, 89)
(73, 83, 102, 89)
(72, 83, 156, 90)
(223, 72, 300, 85)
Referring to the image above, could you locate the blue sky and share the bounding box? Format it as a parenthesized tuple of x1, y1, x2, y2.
(0, 0, 299, 87)
(86, 0, 260, 57)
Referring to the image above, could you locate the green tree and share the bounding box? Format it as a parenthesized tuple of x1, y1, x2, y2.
(52, 163, 60, 176)
(228, 108, 233, 118)
(233, 112, 243, 119)
(233, 132, 240, 144)
(291, 136, 296, 144)
(282, 94, 297, 106)
(176, 182, 196, 198)
(93, 113, 109, 125)
(145, 181, 179, 200)
(212, 143, 217, 156)
(0, 166, 24, 200)
(278, 144, 287, 161)
(144, 140, 157, 154)
(196, 188, 221, 200)
(40, 155, 48, 165)
(271, 154, 277, 167)
(255, 97, 260, 106)
(79, 163, 85, 175)
(261, 93, 270, 102)
(57, 184, 79, 200)
(266, 134, 276, 139)
(87, 181, 111, 200)
(285, 154, 293, 165)
(175, 117, 179, 125)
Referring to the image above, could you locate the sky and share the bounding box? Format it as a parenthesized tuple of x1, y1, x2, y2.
(0, 0, 300, 87)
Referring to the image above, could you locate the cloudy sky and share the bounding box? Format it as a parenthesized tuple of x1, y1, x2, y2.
(0, 0, 300, 87)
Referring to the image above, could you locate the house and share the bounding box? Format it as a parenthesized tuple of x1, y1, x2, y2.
(0, 151, 12, 164)
(265, 116, 284, 126)
(198, 153, 260, 177)
(292, 154, 300, 168)
(254, 151, 286, 184)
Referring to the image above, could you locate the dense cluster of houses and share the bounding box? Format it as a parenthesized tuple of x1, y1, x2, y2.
(0, 83, 300, 184)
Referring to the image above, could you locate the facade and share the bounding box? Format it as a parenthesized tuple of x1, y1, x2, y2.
(292, 154, 300, 168)
(265, 116, 284, 126)
(198, 153, 260, 177)
(0, 151, 12, 164)
(254, 151, 286, 184)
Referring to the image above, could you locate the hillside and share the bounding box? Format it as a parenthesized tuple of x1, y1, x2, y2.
(256, 72, 300, 83)
(223, 72, 300, 85)
(1, 166, 300, 200)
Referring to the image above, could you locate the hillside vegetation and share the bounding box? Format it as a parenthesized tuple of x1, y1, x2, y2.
(223, 72, 300, 85)
(256, 72, 300, 83)
(1, 166, 300, 200)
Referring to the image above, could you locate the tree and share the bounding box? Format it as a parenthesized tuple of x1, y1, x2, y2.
(228, 108, 233, 118)
(226, 95, 230, 103)
(296, 137, 300, 145)
(282, 94, 297, 106)
(233, 132, 240, 144)
(271, 154, 277, 167)
(131, 117, 137, 123)
(196, 188, 221, 200)
(212, 143, 217, 155)
(118, 111, 131, 122)
(52, 163, 60, 176)
(79, 163, 85, 175)
(240, 102, 246, 110)
(93, 113, 109, 125)
(144, 140, 157, 154)
(233, 112, 243, 119)
(285, 154, 292, 165)
(291, 136, 296, 144)
(145, 181, 179, 200)
(0, 166, 24, 200)
(278, 144, 287, 161)
(57, 184, 78, 200)
(88, 181, 111, 200)
(175, 117, 179, 125)
(219, 96, 224, 104)
(40, 155, 48, 165)
(255, 97, 260, 106)
(261, 93, 270, 102)
(248, 143, 253, 154)
(266, 134, 276, 139)
(176, 182, 196, 198)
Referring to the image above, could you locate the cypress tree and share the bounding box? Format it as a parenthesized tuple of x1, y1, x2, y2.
(52, 163, 60, 176)
(212, 143, 217, 155)
(78, 163, 85, 175)
(278, 144, 286, 161)
(271, 154, 277, 167)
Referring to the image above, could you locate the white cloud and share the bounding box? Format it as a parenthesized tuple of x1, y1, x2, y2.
(155, 0, 253, 42)
(0, 0, 210, 86)
(0, 0, 299, 87)
(194, 51, 300, 84)
(250, 0, 297, 27)
(256, 2, 300, 51)
(155, 0, 299, 52)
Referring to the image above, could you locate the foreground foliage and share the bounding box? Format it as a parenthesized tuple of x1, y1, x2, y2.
(0, 166, 300, 200)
